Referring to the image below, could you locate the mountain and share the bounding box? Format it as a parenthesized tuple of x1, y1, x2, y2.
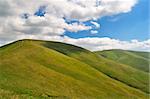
(0, 39, 149, 99)
(44, 41, 149, 93)
(95, 49, 149, 72)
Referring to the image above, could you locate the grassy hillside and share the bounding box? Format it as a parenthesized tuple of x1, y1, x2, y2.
(95, 49, 149, 72)
(42, 40, 149, 93)
(0, 89, 36, 99)
(0, 39, 149, 98)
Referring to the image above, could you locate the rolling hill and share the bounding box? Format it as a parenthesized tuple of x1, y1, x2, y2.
(43, 40, 149, 93)
(0, 39, 149, 99)
(95, 49, 149, 72)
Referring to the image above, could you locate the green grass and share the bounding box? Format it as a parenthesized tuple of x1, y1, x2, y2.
(0, 39, 149, 99)
(41, 40, 149, 93)
(95, 49, 149, 72)
(0, 89, 35, 99)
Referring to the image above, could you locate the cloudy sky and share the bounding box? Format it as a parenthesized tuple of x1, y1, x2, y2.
(0, 0, 149, 51)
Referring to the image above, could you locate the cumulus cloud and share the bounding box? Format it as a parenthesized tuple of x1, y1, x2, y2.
(65, 37, 150, 51)
(0, 0, 137, 40)
(62, 37, 150, 52)
(1, 0, 147, 52)
(1, 35, 149, 52)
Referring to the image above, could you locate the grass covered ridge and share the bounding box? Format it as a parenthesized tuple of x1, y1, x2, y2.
(95, 49, 149, 72)
(0, 39, 149, 99)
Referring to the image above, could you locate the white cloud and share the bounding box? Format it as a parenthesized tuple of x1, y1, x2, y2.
(1, 36, 149, 52)
(0, 0, 137, 38)
(91, 21, 100, 28)
(66, 23, 92, 32)
(0, 0, 146, 52)
(63, 37, 150, 52)
(91, 30, 98, 34)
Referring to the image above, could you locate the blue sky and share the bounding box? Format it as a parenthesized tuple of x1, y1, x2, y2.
(65, 0, 149, 41)
(0, 0, 149, 51)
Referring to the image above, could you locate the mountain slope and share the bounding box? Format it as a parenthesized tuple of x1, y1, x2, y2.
(95, 49, 149, 72)
(41, 40, 149, 93)
(0, 39, 148, 98)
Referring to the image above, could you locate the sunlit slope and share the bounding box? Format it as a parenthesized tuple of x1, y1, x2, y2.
(0, 89, 37, 99)
(95, 49, 149, 72)
(0, 39, 148, 98)
(42, 40, 149, 93)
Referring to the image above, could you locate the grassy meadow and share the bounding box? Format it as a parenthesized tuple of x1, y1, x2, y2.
(0, 39, 149, 99)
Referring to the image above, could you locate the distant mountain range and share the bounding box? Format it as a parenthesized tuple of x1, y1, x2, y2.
(0, 39, 149, 99)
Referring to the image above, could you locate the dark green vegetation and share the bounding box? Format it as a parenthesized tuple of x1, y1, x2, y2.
(0, 39, 149, 99)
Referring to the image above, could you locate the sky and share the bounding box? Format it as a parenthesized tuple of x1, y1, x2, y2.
(0, 0, 149, 51)
(65, 0, 149, 41)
